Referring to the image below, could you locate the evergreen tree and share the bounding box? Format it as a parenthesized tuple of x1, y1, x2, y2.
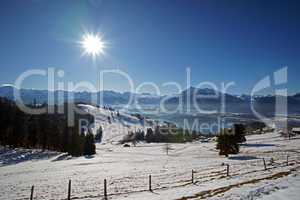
(216, 129, 239, 157)
(145, 128, 154, 143)
(68, 127, 84, 156)
(27, 116, 39, 148)
(233, 124, 246, 143)
(61, 121, 70, 152)
(84, 132, 96, 155)
(95, 126, 103, 142)
(135, 130, 145, 141)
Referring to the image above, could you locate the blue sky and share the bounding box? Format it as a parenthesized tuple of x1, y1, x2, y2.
(0, 0, 299, 95)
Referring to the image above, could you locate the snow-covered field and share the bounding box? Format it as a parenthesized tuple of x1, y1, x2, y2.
(1, 132, 299, 200)
(1, 105, 300, 200)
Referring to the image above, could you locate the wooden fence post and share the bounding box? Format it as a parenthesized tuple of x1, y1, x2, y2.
(104, 179, 107, 200)
(226, 164, 230, 176)
(263, 158, 267, 170)
(30, 185, 34, 200)
(67, 180, 71, 200)
(149, 175, 152, 191)
(192, 170, 194, 183)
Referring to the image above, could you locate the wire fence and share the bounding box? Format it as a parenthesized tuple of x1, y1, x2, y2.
(25, 151, 300, 200)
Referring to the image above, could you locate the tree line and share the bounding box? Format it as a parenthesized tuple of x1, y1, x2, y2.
(121, 125, 201, 145)
(0, 97, 96, 156)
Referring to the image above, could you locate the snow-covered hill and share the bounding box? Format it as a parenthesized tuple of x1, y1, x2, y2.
(77, 104, 150, 144)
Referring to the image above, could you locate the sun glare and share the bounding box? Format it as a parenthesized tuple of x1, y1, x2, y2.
(80, 33, 106, 58)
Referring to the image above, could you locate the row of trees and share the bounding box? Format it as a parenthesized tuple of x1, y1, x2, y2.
(0, 97, 96, 156)
(144, 126, 199, 143)
(121, 126, 201, 144)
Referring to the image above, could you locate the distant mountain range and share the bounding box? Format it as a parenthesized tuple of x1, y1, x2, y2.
(1, 85, 300, 114)
(164, 87, 244, 104)
(163, 87, 300, 115)
(0, 85, 161, 105)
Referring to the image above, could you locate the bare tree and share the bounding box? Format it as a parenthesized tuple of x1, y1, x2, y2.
(164, 143, 172, 155)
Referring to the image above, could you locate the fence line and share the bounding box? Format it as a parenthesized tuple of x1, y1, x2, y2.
(26, 152, 300, 200)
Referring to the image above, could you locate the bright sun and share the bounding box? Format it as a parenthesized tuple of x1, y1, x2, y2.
(80, 33, 106, 58)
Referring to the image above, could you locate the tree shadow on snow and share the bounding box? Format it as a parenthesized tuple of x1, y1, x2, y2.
(228, 155, 259, 161)
(0, 147, 58, 167)
(241, 143, 276, 148)
(84, 155, 95, 159)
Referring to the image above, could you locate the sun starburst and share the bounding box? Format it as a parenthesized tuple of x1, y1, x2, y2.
(80, 33, 106, 59)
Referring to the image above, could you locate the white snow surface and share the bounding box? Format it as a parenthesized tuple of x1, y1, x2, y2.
(0, 107, 300, 200)
(77, 104, 149, 144)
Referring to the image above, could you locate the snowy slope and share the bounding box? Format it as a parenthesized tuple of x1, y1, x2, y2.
(0, 132, 300, 200)
(77, 104, 150, 144)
